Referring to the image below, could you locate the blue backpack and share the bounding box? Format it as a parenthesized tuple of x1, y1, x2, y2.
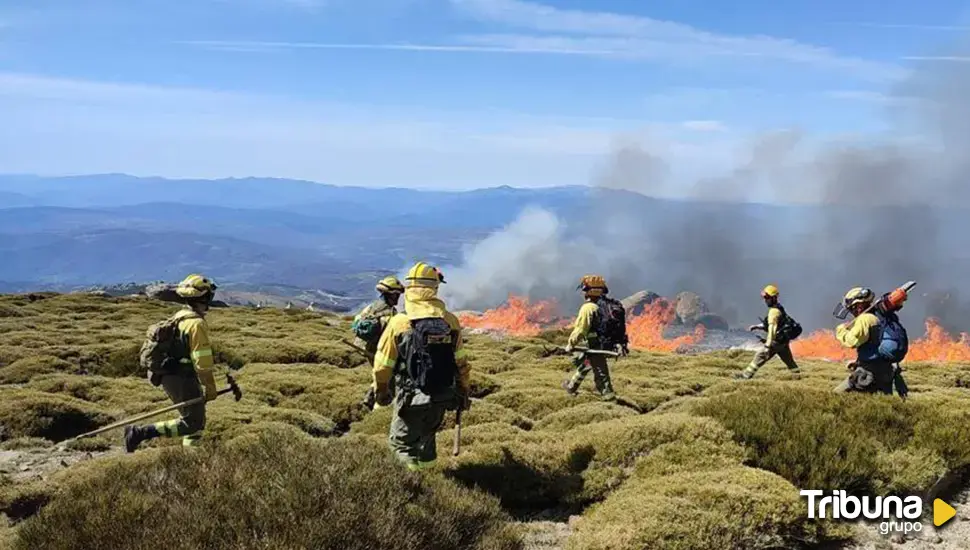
(871, 310, 909, 363)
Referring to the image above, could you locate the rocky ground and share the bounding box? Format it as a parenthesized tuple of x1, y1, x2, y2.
(840, 485, 970, 550)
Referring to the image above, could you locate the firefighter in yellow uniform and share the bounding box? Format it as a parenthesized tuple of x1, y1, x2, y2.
(562, 275, 621, 401)
(736, 285, 800, 379)
(372, 262, 470, 470)
(125, 274, 219, 452)
(834, 287, 903, 395)
(354, 276, 405, 409)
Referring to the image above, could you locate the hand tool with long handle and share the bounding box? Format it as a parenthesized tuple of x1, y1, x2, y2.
(452, 407, 463, 456)
(65, 374, 242, 443)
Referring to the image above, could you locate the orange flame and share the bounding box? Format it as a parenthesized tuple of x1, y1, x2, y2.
(458, 295, 565, 337)
(792, 317, 970, 362)
(627, 298, 705, 352)
(459, 295, 704, 352)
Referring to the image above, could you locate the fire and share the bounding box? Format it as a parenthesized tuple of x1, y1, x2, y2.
(627, 298, 705, 352)
(792, 317, 970, 362)
(459, 295, 703, 352)
(458, 295, 565, 337)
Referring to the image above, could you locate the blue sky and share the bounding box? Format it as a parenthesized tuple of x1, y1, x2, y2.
(1, 0, 968, 192)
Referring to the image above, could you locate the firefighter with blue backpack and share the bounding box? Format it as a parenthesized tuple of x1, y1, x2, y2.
(833, 285, 911, 398)
(562, 275, 628, 401)
(353, 276, 405, 410)
(372, 262, 470, 470)
(125, 274, 219, 452)
(735, 284, 802, 380)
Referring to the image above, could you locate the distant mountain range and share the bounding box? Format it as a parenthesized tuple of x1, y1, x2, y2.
(2, 174, 968, 324)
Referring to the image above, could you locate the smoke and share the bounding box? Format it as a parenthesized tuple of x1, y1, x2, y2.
(440, 44, 970, 333)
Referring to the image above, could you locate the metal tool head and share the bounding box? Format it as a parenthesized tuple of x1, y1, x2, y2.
(226, 373, 243, 401)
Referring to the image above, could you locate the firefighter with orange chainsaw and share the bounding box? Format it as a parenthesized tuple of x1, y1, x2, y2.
(833, 283, 913, 398)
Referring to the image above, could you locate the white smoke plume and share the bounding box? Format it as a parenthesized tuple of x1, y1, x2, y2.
(435, 42, 970, 332)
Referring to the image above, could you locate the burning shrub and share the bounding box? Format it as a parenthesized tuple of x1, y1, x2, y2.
(11, 431, 522, 550)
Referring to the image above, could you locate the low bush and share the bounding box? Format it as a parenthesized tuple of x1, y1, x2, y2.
(694, 386, 970, 496)
(0, 390, 114, 442)
(533, 402, 638, 432)
(0, 356, 76, 384)
(568, 466, 826, 550)
(12, 431, 522, 550)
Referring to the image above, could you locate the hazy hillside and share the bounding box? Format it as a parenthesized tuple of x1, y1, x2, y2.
(2, 174, 969, 326)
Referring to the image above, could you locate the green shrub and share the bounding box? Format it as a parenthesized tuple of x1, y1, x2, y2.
(13, 431, 522, 550)
(568, 467, 826, 550)
(0, 390, 114, 442)
(64, 437, 113, 453)
(0, 437, 53, 451)
(0, 356, 76, 384)
(693, 386, 969, 496)
(533, 402, 638, 432)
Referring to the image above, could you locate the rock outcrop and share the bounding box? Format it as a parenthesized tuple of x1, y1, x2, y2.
(144, 282, 182, 303)
(620, 291, 662, 316)
(673, 291, 709, 326)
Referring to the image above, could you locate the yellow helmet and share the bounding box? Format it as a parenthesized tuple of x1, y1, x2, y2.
(761, 285, 779, 298)
(175, 274, 217, 299)
(405, 262, 445, 287)
(843, 287, 874, 308)
(577, 275, 608, 295)
(376, 276, 404, 294)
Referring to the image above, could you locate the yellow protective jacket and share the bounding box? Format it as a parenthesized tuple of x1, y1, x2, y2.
(372, 287, 470, 395)
(835, 312, 881, 349)
(567, 302, 599, 348)
(352, 298, 397, 354)
(764, 307, 782, 347)
(173, 308, 218, 397)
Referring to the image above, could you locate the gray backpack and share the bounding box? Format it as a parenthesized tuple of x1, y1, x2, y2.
(140, 313, 195, 375)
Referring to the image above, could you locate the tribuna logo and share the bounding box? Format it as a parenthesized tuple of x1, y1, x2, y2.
(801, 490, 924, 535)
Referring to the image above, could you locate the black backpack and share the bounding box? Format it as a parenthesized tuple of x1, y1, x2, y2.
(594, 297, 628, 350)
(774, 306, 803, 342)
(403, 318, 459, 396)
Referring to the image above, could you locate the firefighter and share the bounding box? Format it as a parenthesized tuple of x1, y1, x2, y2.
(562, 275, 627, 401)
(735, 285, 801, 379)
(354, 276, 405, 409)
(834, 287, 909, 397)
(372, 263, 470, 470)
(125, 274, 219, 452)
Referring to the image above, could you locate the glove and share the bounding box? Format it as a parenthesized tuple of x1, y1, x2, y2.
(845, 361, 858, 371)
(619, 344, 629, 356)
(563, 344, 574, 353)
(199, 370, 219, 402)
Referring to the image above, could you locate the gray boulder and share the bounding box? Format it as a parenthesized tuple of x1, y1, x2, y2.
(694, 313, 730, 331)
(674, 291, 709, 325)
(620, 291, 662, 315)
(144, 282, 182, 303)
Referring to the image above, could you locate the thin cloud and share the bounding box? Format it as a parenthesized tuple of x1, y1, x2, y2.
(183, 39, 617, 55)
(833, 22, 970, 31)
(904, 55, 970, 62)
(448, 0, 902, 79)
(682, 120, 726, 132)
(185, 37, 903, 80)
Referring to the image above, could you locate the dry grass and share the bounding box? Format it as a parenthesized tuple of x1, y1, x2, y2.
(2, 293, 970, 549)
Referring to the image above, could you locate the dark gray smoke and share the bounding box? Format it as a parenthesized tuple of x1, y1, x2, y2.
(441, 47, 970, 334)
